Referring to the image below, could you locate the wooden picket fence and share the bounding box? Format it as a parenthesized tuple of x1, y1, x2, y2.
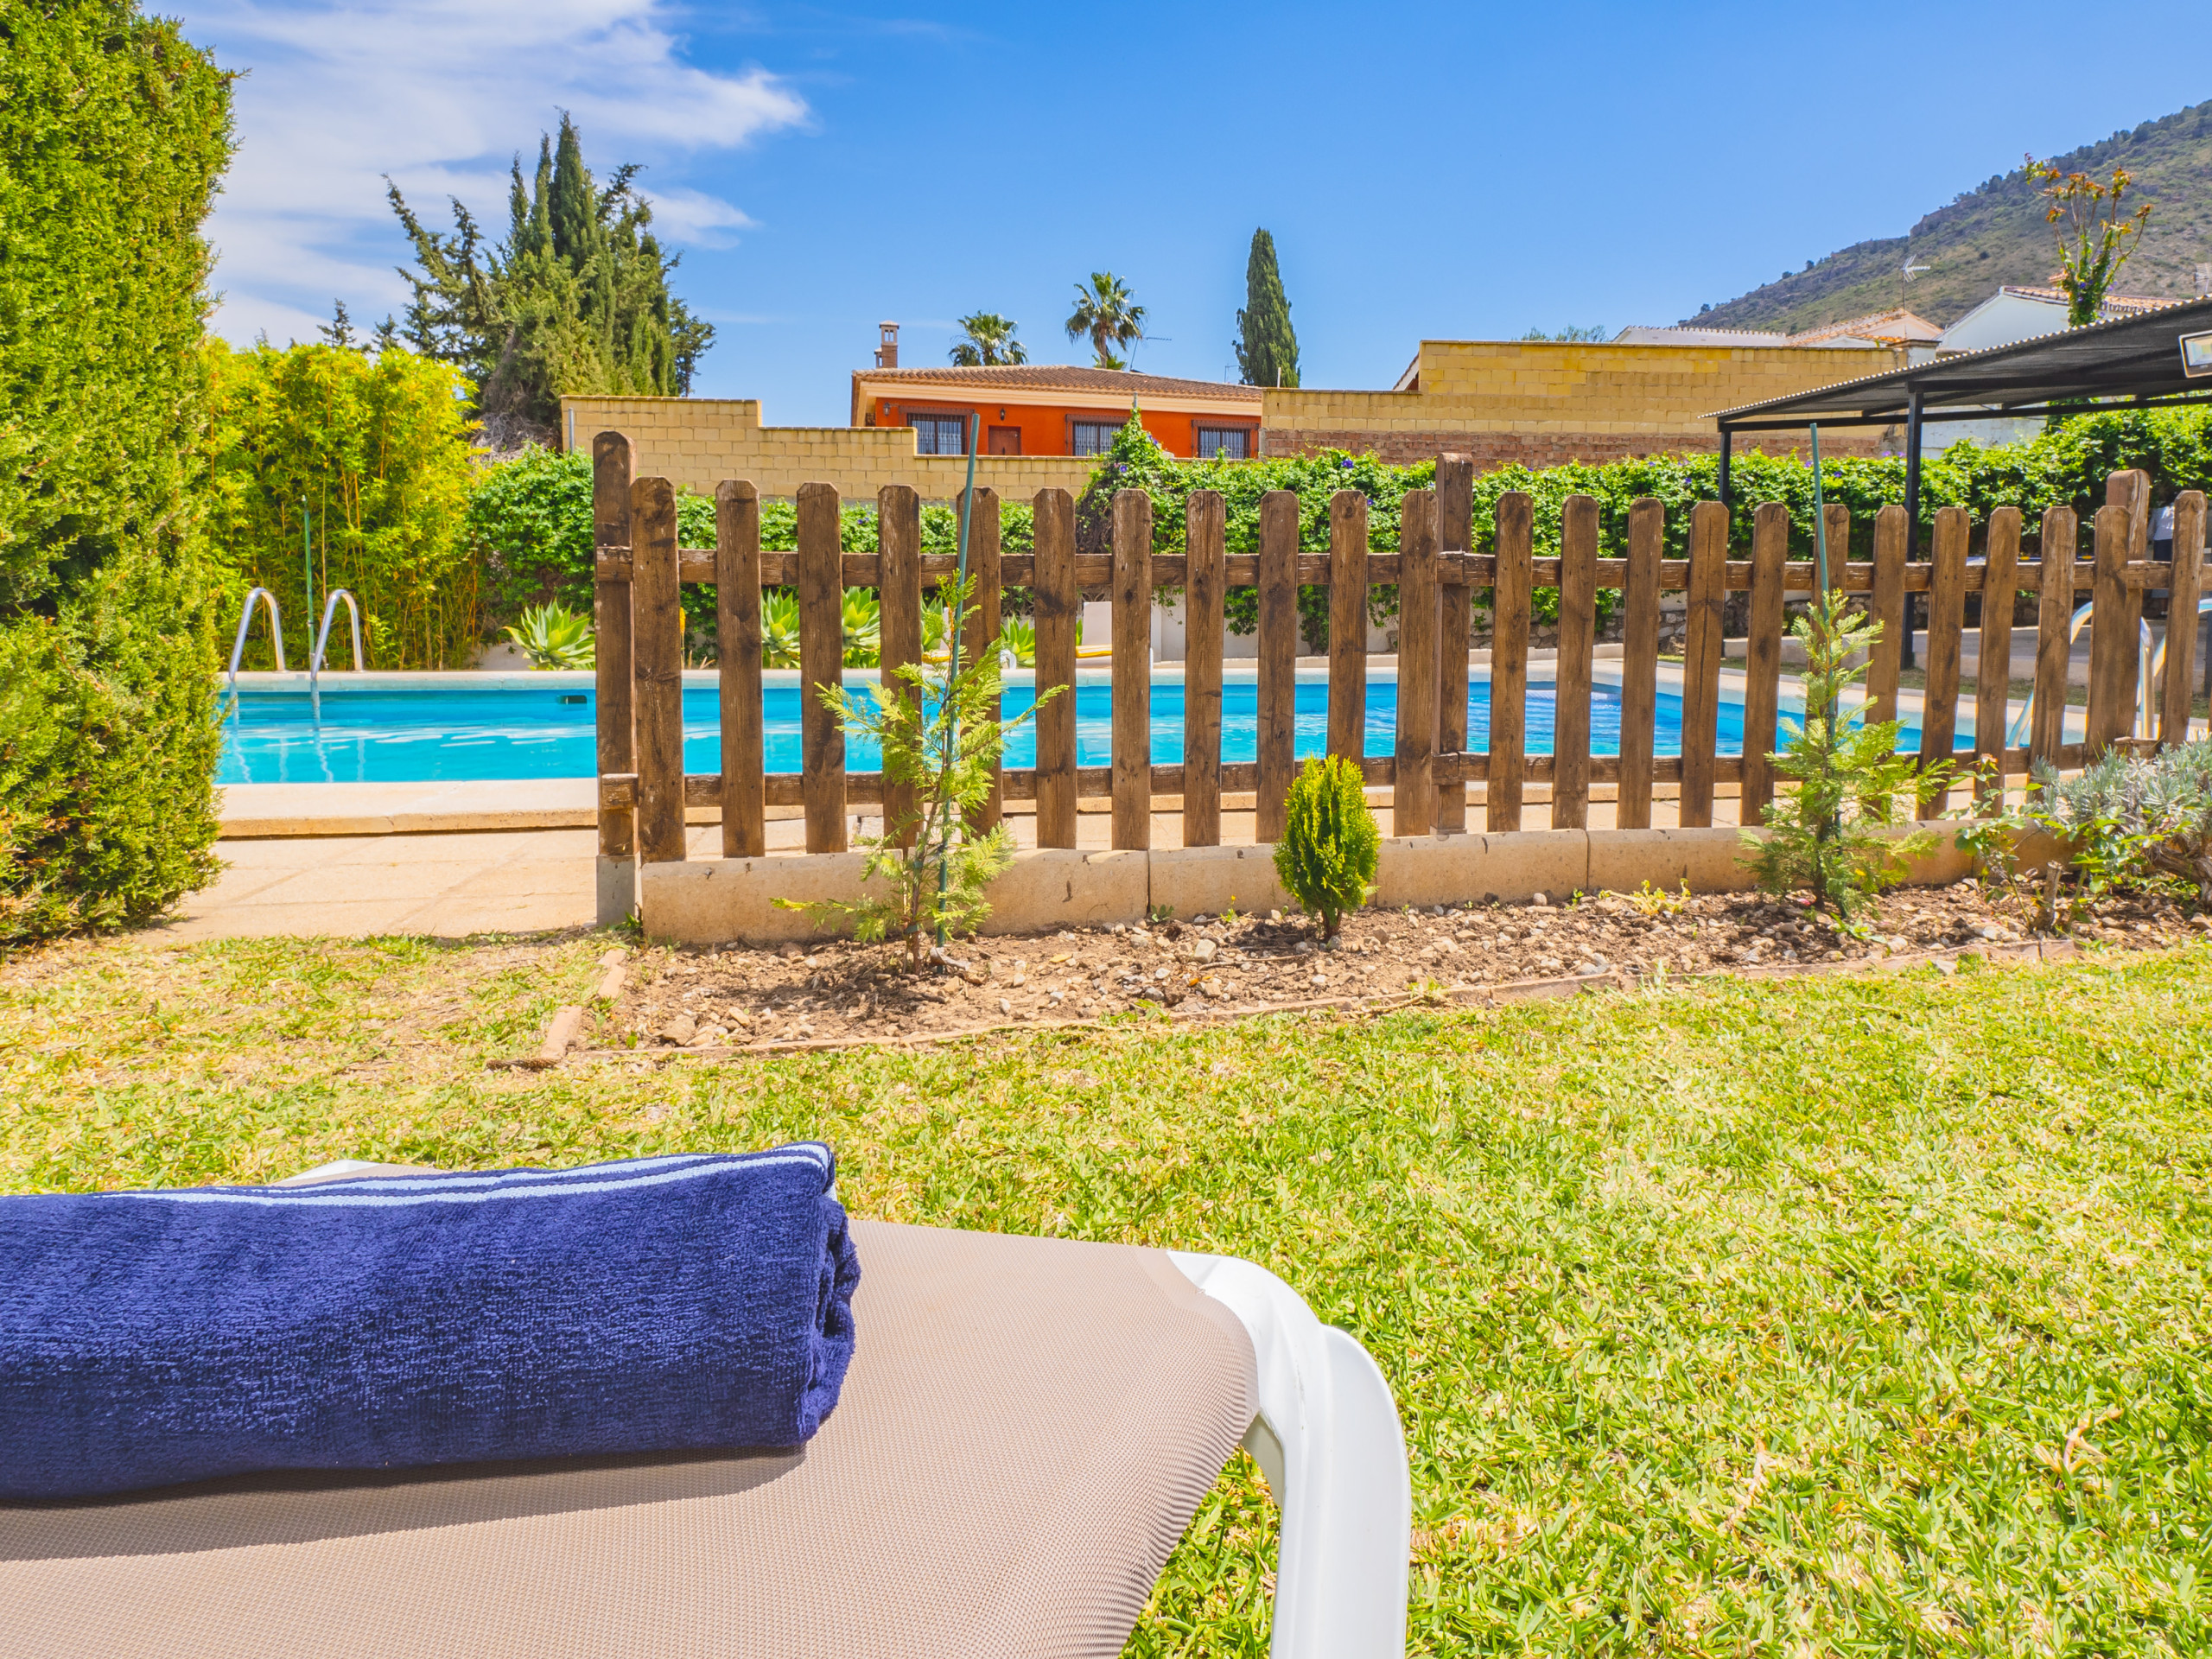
(589, 432, 2207, 869)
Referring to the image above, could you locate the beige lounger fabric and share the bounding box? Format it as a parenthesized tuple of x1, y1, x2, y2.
(0, 1219, 1256, 1659)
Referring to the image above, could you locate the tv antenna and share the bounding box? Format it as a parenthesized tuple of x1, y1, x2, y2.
(1899, 251, 1930, 308)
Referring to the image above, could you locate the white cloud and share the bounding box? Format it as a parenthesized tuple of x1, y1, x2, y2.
(183, 0, 806, 344)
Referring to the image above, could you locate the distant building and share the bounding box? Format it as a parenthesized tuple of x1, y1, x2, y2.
(1255, 334, 1905, 468)
(559, 318, 1909, 496)
(1936, 285, 2172, 356)
(849, 322, 1262, 460)
(1613, 308, 1942, 354)
(1927, 286, 2180, 447)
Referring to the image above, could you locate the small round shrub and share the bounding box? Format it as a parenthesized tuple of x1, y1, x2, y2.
(1273, 755, 1380, 938)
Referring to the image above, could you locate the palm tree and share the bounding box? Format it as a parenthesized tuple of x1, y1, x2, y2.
(949, 312, 1027, 366)
(1065, 273, 1145, 370)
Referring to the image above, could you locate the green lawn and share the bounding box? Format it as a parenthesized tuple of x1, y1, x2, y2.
(5, 931, 2211, 1656)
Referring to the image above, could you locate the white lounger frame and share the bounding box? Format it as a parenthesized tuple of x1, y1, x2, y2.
(1170, 1252, 1410, 1659)
(283, 1164, 1412, 1655)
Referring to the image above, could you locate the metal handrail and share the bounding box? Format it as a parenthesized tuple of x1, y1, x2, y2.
(2147, 597, 2212, 734)
(2004, 601, 2158, 750)
(310, 589, 364, 677)
(227, 588, 285, 688)
(308, 588, 364, 721)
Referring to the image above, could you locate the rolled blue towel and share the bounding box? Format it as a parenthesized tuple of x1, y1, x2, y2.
(0, 1145, 860, 1500)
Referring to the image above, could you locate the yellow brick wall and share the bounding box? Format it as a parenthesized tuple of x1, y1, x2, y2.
(1261, 339, 1900, 440)
(558, 397, 1100, 501)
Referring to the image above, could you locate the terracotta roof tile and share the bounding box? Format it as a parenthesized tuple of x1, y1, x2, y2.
(854, 364, 1262, 403)
(1786, 308, 1944, 346)
(1998, 285, 2174, 315)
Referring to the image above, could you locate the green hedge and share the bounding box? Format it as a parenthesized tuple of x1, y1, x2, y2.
(1, 3, 232, 944)
(205, 340, 479, 669)
(467, 448, 1037, 658)
(1073, 406, 2212, 646)
(465, 406, 2212, 661)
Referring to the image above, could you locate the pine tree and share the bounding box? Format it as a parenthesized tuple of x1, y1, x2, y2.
(319, 299, 356, 350)
(386, 114, 715, 435)
(1234, 228, 1299, 389)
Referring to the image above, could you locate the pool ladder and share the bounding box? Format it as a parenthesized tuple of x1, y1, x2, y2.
(226, 588, 364, 719)
(2002, 598, 2212, 751)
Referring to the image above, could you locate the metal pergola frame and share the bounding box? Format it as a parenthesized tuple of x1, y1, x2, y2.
(1711, 295, 2212, 558)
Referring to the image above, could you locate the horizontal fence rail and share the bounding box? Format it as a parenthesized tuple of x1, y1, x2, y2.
(588, 430, 2207, 874)
(596, 548, 2189, 594)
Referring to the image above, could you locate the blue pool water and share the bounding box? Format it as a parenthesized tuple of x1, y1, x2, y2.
(218, 679, 1925, 785)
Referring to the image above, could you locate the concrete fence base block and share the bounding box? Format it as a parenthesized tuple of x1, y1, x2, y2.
(1148, 843, 1289, 921)
(979, 849, 1148, 935)
(632, 821, 2007, 946)
(1885, 822, 1979, 887)
(1588, 827, 1761, 897)
(640, 853, 885, 946)
(1373, 830, 1590, 908)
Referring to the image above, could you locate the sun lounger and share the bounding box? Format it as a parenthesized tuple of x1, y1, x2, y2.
(0, 1160, 1408, 1659)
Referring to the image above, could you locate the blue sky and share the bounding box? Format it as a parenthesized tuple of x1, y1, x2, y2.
(184, 1, 2209, 427)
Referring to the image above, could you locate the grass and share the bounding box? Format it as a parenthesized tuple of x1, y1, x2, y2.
(6, 929, 2212, 1656)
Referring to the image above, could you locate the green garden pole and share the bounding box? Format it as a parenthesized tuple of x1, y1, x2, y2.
(1810, 423, 1827, 595)
(302, 502, 313, 666)
(935, 416, 980, 947)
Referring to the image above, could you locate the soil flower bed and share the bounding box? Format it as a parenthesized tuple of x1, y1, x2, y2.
(611, 882, 2210, 1052)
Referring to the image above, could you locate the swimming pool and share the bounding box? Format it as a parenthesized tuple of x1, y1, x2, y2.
(217, 671, 1921, 786)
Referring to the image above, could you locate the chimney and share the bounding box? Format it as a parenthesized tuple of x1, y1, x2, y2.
(2197, 264, 2212, 300)
(874, 321, 899, 369)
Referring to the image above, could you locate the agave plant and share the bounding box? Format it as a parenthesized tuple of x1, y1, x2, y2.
(503, 601, 594, 670)
(760, 589, 801, 668)
(996, 616, 1036, 667)
(841, 587, 881, 668)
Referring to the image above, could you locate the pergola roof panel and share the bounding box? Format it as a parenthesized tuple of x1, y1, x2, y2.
(1712, 296, 2212, 426)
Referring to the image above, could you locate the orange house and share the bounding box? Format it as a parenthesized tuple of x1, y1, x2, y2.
(850, 324, 1262, 460)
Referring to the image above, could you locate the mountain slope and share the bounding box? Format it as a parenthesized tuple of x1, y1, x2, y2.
(1691, 99, 2212, 332)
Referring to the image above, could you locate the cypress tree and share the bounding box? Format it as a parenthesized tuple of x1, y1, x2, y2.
(548, 115, 596, 270)
(1234, 228, 1300, 390)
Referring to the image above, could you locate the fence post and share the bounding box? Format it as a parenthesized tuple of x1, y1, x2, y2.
(1614, 498, 1663, 830)
(1866, 505, 1909, 727)
(797, 481, 847, 853)
(959, 486, 1004, 831)
(1111, 488, 1154, 850)
(1032, 489, 1078, 849)
(1256, 489, 1299, 841)
(1550, 494, 1599, 830)
(631, 475, 686, 864)
(1486, 491, 1532, 833)
(2030, 506, 2077, 776)
(716, 480, 766, 859)
(2111, 469, 2152, 739)
(1182, 489, 1225, 847)
(1393, 489, 1440, 836)
(1916, 505, 1969, 819)
(878, 485, 922, 845)
(1974, 506, 2021, 810)
(2086, 501, 2135, 755)
(1738, 501, 1789, 823)
(1678, 500, 1727, 829)
(1326, 490, 1370, 765)
(593, 432, 635, 925)
(2161, 492, 2205, 747)
(1433, 454, 1473, 834)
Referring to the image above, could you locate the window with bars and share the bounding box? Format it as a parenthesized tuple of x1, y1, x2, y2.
(1194, 426, 1250, 460)
(911, 415, 969, 455)
(1071, 421, 1121, 456)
